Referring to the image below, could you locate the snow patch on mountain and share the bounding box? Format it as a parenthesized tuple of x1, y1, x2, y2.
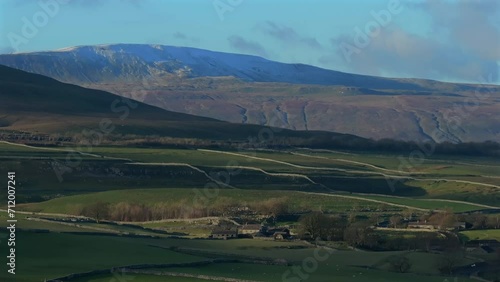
(0, 43, 432, 90)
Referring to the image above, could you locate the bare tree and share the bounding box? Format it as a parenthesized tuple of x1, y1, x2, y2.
(470, 213, 487, 229)
(487, 215, 500, 229)
(437, 251, 462, 275)
(390, 215, 403, 228)
(388, 255, 412, 273)
(299, 212, 325, 239)
(81, 202, 110, 223)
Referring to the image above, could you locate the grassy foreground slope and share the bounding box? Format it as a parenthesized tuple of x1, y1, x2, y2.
(0, 231, 204, 282)
(0, 230, 477, 282)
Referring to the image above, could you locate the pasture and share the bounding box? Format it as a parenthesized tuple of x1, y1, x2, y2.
(0, 142, 498, 281)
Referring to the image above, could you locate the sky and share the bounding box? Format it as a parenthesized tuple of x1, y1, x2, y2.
(0, 0, 499, 84)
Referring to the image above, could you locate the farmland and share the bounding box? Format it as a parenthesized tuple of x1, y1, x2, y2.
(0, 142, 498, 281)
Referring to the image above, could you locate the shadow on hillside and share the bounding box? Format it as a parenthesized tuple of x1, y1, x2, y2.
(309, 176, 427, 196)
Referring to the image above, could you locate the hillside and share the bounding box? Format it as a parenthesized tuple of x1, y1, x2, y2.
(0, 64, 365, 144)
(0, 44, 499, 142)
(0, 44, 442, 89)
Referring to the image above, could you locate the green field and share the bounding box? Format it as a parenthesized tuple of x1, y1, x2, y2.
(351, 194, 494, 212)
(1, 143, 498, 206)
(0, 142, 498, 281)
(17, 188, 394, 215)
(0, 231, 204, 282)
(73, 275, 212, 282)
(460, 229, 500, 241)
(0, 230, 477, 282)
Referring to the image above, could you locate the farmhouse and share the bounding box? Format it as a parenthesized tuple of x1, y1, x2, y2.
(273, 232, 289, 240)
(240, 224, 263, 236)
(268, 228, 291, 240)
(211, 227, 238, 240)
(407, 221, 435, 230)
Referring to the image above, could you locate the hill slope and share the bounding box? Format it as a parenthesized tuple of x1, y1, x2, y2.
(0, 64, 365, 144)
(0, 44, 490, 91)
(1, 44, 499, 142)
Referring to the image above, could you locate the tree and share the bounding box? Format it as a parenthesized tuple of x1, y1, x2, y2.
(369, 213, 380, 225)
(470, 213, 487, 229)
(388, 255, 412, 273)
(323, 215, 348, 241)
(487, 215, 500, 229)
(415, 232, 435, 252)
(298, 212, 348, 241)
(298, 212, 325, 239)
(343, 222, 379, 248)
(436, 251, 462, 275)
(81, 202, 110, 223)
(402, 210, 414, 221)
(428, 209, 456, 230)
(389, 215, 403, 228)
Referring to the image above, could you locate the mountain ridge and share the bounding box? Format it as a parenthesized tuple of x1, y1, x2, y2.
(0, 64, 370, 146)
(2, 43, 490, 90)
(1, 43, 498, 142)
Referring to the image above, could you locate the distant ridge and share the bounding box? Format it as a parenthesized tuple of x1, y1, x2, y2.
(0, 44, 498, 142)
(0, 43, 478, 90)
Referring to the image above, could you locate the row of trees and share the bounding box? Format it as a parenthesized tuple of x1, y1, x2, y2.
(385, 210, 500, 230)
(298, 212, 464, 251)
(79, 197, 292, 222)
(298, 212, 471, 274)
(298, 212, 380, 247)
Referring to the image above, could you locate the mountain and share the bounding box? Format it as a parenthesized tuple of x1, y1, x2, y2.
(1, 44, 499, 142)
(0, 64, 367, 146)
(0, 44, 483, 90)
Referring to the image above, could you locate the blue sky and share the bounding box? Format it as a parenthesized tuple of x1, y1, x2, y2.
(0, 0, 499, 84)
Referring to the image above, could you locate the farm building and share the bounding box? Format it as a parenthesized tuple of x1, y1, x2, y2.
(268, 228, 291, 240)
(211, 227, 238, 240)
(240, 224, 263, 235)
(407, 221, 435, 230)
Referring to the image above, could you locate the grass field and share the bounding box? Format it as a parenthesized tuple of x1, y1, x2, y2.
(460, 229, 500, 241)
(0, 231, 204, 282)
(0, 230, 477, 282)
(0, 142, 498, 281)
(0, 212, 110, 233)
(73, 265, 476, 282)
(162, 262, 477, 282)
(350, 194, 495, 212)
(72, 274, 212, 282)
(1, 143, 498, 206)
(16, 188, 493, 219)
(16, 188, 395, 215)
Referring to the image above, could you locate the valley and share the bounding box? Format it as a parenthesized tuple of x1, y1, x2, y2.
(0, 42, 498, 282)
